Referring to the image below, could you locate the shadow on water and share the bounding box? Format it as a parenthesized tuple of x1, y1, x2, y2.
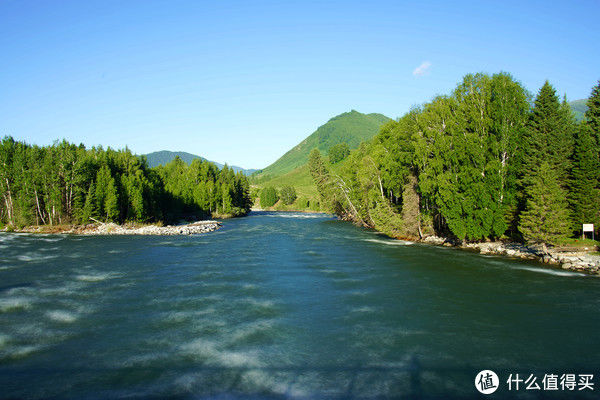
(0, 282, 34, 294)
(1, 355, 597, 399)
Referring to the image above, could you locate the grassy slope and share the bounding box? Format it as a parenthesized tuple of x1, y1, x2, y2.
(254, 110, 389, 179)
(252, 157, 352, 210)
(254, 164, 319, 199)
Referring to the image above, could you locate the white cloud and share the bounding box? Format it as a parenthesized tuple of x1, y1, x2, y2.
(412, 61, 432, 77)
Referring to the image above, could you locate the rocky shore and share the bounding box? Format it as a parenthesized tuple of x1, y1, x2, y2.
(422, 236, 600, 275)
(8, 220, 222, 236)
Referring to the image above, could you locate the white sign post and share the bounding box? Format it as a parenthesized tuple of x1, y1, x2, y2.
(582, 224, 594, 241)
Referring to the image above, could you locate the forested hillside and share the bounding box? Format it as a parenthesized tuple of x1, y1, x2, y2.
(254, 110, 389, 179)
(145, 151, 208, 168)
(145, 150, 257, 175)
(310, 73, 600, 245)
(569, 99, 589, 122)
(0, 140, 252, 228)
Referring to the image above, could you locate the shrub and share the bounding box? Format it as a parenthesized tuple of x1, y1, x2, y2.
(280, 185, 297, 205)
(328, 143, 350, 164)
(260, 187, 279, 208)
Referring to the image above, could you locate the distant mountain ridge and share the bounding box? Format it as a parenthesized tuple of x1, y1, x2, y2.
(255, 110, 391, 178)
(569, 99, 588, 122)
(143, 150, 257, 175)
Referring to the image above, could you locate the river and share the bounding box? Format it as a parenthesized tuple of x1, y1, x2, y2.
(1, 211, 599, 399)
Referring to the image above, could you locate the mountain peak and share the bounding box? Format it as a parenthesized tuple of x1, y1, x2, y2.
(255, 110, 390, 178)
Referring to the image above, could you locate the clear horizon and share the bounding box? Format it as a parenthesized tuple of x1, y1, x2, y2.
(1, 0, 599, 169)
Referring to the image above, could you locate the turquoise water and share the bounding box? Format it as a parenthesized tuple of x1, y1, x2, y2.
(0, 211, 598, 399)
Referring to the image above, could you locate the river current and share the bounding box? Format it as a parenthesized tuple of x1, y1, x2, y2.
(1, 212, 599, 399)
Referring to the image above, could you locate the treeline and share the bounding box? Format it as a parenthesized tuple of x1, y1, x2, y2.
(310, 73, 600, 245)
(0, 138, 252, 227)
(155, 157, 252, 218)
(259, 185, 297, 208)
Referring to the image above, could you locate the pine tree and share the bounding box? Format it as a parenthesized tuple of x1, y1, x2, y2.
(80, 182, 97, 224)
(585, 80, 600, 145)
(0, 137, 16, 226)
(570, 126, 600, 232)
(558, 95, 577, 169)
(104, 178, 119, 222)
(519, 162, 571, 245)
(221, 184, 232, 213)
(522, 81, 574, 185)
(259, 187, 278, 208)
(308, 149, 331, 201)
(95, 165, 112, 217)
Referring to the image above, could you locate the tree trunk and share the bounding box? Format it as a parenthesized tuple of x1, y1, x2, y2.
(34, 189, 46, 225)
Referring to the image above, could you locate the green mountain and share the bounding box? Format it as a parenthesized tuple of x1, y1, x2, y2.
(144, 151, 207, 168)
(255, 110, 390, 179)
(143, 150, 257, 175)
(569, 99, 588, 122)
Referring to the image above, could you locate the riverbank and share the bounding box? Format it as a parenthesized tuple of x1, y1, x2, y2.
(250, 205, 326, 213)
(2, 220, 222, 236)
(421, 235, 600, 275)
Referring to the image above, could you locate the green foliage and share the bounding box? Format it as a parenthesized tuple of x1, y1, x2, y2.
(0, 137, 252, 227)
(145, 151, 205, 168)
(280, 185, 297, 205)
(307, 72, 592, 246)
(308, 149, 337, 212)
(249, 187, 260, 201)
(260, 187, 279, 208)
(522, 81, 574, 185)
(400, 173, 421, 239)
(144, 150, 257, 175)
(568, 82, 600, 235)
(586, 81, 600, 146)
(519, 163, 571, 244)
(328, 143, 350, 164)
(79, 182, 97, 223)
(570, 126, 600, 229)
(388, 73, 528, 240)
(156, 160, 252, 218)
(369, 200, 404, 238)
(104, 178, 120, 222)
(249, 163, 318, 204)
(295, 197, 309, 209)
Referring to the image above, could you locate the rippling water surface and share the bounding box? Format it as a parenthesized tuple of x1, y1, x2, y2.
(1, 212, 599, 399)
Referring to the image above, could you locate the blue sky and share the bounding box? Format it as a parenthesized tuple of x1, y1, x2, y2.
(1, 0, 599, 169)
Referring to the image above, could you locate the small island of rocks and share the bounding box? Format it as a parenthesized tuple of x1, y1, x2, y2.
(6, 220, 222, 236)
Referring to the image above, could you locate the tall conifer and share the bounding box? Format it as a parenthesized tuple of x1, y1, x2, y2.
(519, 162, 571, 245)
(570, 126, 600, 231)
(104, 178, 119, 222)
(522, 81, 574, 185)
(80, 182, 97, 224)
(585, 80, 600, 145)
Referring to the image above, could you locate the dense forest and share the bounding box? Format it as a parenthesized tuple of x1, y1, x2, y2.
(310, 73, 600, 245)
(0, 140, 252, 228)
